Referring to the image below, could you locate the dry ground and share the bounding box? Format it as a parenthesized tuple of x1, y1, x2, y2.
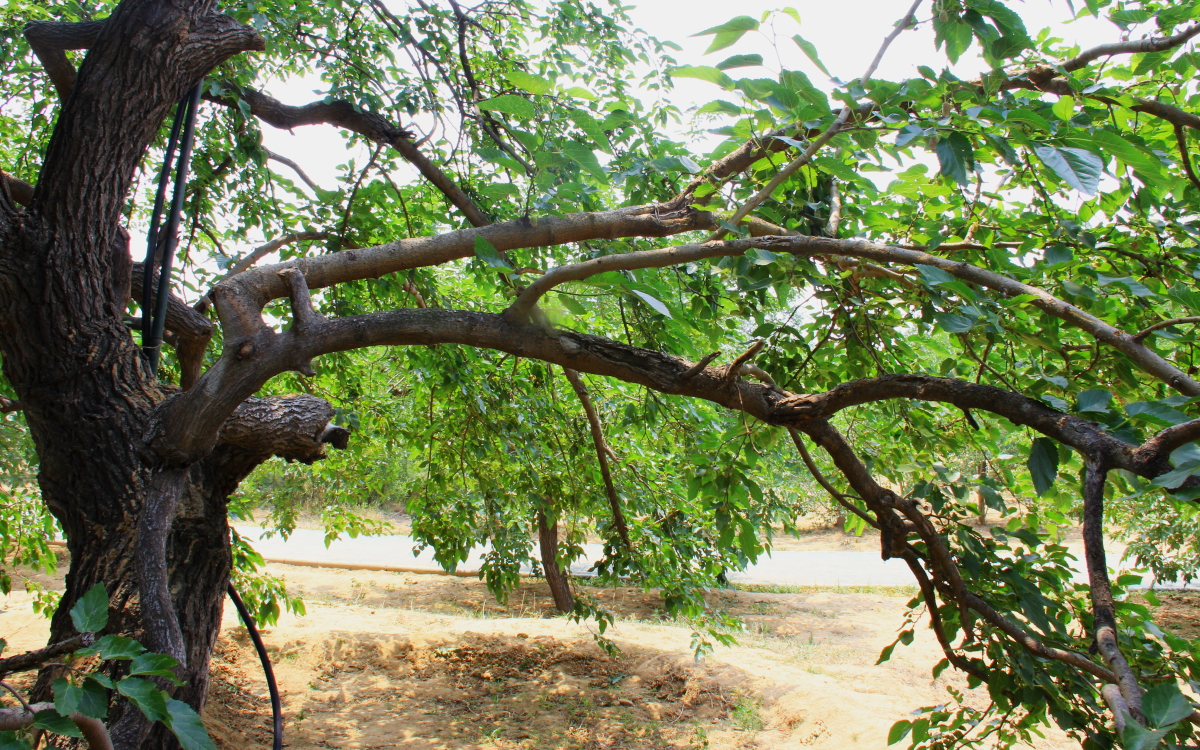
(0, 523, 1170, 749)
(1, 557, 1102, 750)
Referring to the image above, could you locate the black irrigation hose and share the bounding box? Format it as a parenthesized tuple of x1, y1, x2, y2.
(142, 81, 203, 371)
(226, 583, 284, 750)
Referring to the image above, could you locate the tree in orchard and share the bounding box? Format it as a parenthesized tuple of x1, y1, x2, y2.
(4, 0, 1200, 747)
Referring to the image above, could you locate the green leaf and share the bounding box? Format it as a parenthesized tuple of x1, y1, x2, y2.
(70, 582, 108, 633)
(1152, 464, 1200, 490)
(1051, 96, 1075, 122)
(474, 236, 510, 269)
(32, 709, 82, 738)
(1027, 437, 1059, 496)
(935, 313, 977, 332)
(693, 16, 758, 54)
(477, 95, 536, 119)
(791, 35, 831, 76)
(117, 677, 171, 723)
(745, 248, 777, 265)
(504, 70, 552, 95)
(888, 719, 912, 745)
(52, 677, 81, 717)
(561, 142, 606, 180)
(896, 124, 924, 148)
(0, 730, 32, 750)
(1087, 130, 1165, 180)
(715, 54, 763, 70)
(75, 678, 109, 719)
(1034, 145, 1101, 195)
(630, 290, 672, 318)
(693, 15, 760, 36)
(165, 699, 217, 750)
(876, 642, 896, 664)
(79, 634, 146, 660)
(1143, 681, 1194, 728)
(915, 264, 955, 286)
(1044, 245, 1073, 266)
(569, 109, 613, 154)
(1122, 720, 1170, 750)
(1127, 401, 1192, 426)
(669, 66, 734, 89)
(1005, 109, 1052, 131)
(129, 652, 182, 680)
(1076, 389, 1112, 413)
(935, 132, 975, 185)
(557, 294, 586, 316)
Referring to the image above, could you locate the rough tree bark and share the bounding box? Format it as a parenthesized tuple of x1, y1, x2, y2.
(0, 4, 352, 747)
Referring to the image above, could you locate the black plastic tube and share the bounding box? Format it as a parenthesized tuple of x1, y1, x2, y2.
(226, 583, 284, 750)
(145, 81, 203, 371)
(140, 95, 187, 348)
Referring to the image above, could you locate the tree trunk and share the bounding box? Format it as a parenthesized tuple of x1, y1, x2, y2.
(537, 507, 574, 614)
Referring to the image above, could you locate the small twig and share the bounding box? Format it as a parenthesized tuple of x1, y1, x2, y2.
(678, 351, 720, 381)
(1132, 315, 1200, 342)
(0, 633, 93, 676)
(562, 367, 632, 550)
(1174, 124, 1200, 194)
(723, 339, 767, 382)
(0, 682, 32, 713)
(264, 147, 324, 193)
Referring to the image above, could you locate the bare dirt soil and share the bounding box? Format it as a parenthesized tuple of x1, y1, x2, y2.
(0, 555, 1101, 750)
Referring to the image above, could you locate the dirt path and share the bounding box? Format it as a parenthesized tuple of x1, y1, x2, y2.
(1, 561, 1089, 749)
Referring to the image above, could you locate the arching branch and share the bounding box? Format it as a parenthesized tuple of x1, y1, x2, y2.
(507, 233, 1199, 395)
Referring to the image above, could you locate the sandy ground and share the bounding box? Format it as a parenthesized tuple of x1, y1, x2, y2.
(0, 556, 1110, 750)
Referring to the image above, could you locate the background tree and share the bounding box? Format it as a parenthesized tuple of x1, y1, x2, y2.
(4, 0, 1200, 748)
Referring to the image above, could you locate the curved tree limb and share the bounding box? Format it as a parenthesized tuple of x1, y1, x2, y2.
(0, 170, 34, 206)
(22, 19, 104, 99)
(903, 552, 989, 682)
(507, 233, 1200, 395)
(1082, 454, 1144, 723)
(1016, 23, 1200, 89)
(787, 427, 878, 530)
(799, 419, 1118, 683)
(221, 202, 713, 309)
(203, 84, 492, 227)
(0, 700, 113, 749)
(201, 230, 329, 302)
(264, 148, 324, 193)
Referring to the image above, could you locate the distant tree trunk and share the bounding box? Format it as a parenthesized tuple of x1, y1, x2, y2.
(537, 506, 574, 613)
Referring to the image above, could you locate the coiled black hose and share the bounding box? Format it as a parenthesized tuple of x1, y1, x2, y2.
(226, 583, 283, 750)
